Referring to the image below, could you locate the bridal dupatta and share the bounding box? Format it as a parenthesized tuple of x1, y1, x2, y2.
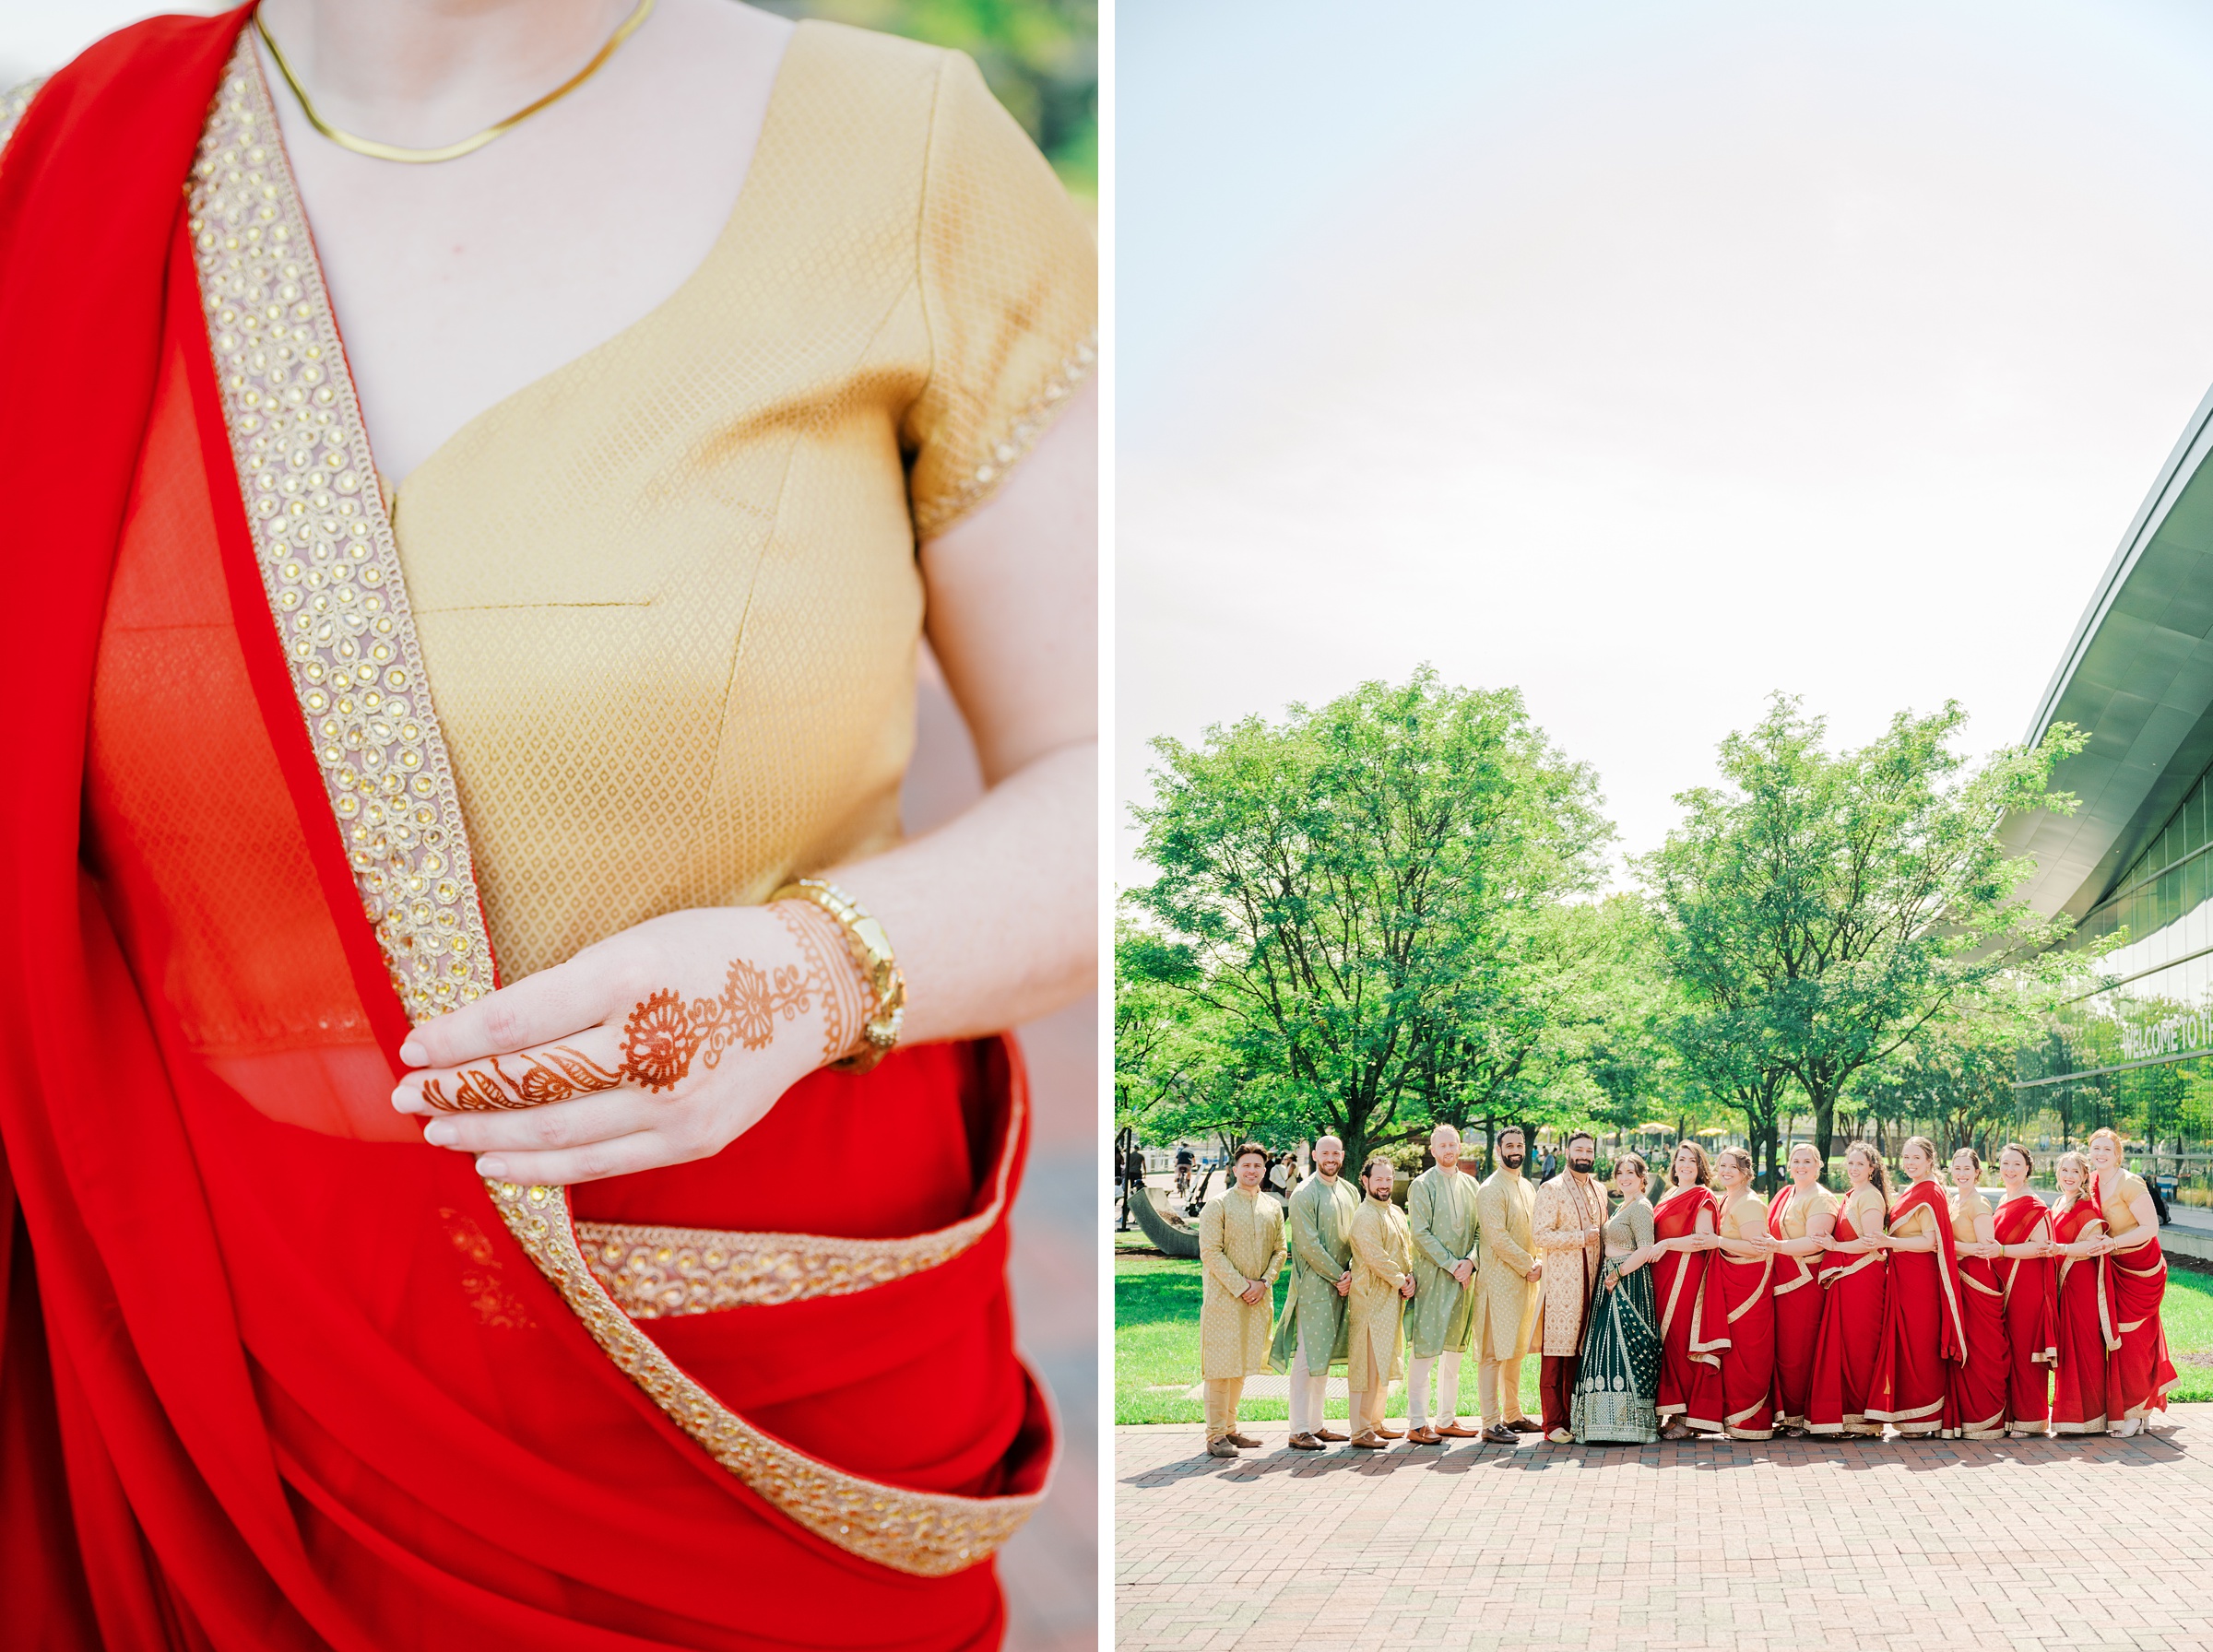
(0, 14, 1046, 1648)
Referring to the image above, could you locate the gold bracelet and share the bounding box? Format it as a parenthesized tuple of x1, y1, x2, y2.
(770, 879, 905, 1072)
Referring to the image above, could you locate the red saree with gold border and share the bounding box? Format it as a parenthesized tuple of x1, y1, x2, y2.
(1992, 1192, 2054, 1434)
(1764, 1187, 1823, 1431)
(2091, 1179, 2177, 1426)
(1942, 1196, 2007, 1441)
(1804, 1196, 1886, 1436)
(1866, 1180, 1965, 1435)
(2048, 1198, 2113, 1435)
(1650, 1186, 1722, 1430)
(1709, 1197, 1773, 1440)
(0, 13, 1047, 1648)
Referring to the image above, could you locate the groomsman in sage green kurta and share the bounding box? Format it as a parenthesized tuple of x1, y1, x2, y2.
(1271, 1135, 1361, 1451)
(1402, 1125, 1481, 1444)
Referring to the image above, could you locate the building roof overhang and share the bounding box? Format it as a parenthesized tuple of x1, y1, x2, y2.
(2005, 383, 2213, 925)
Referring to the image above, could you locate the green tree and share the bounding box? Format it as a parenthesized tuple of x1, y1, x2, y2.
(1639, 694, 2088, 1181)
(1127, 669, 1612, 1167)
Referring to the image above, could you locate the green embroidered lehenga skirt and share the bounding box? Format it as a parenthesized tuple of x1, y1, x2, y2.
(1570, 1256, 1661, 1444)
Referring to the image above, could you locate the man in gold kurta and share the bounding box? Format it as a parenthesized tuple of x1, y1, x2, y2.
(1197, 1143, 1287, 1457)
(1403, 1125, 1481, 1444)
(1345, 1156, 1416, 1448)
(1532, 1129, 1609, 1442)
(1270, 1135, 1360, 1451)
(1471, 1124, 1543, 1443)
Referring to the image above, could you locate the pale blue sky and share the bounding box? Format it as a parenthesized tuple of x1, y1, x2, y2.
(1119, 0, 2213, 888)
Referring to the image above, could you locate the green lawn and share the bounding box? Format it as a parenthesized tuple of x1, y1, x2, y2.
(1113, 1243, 2213, 1423)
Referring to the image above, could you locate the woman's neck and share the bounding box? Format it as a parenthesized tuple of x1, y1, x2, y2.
(256, 0, 638, 145)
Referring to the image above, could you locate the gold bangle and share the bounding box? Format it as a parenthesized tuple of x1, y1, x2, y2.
(770, 879, 905, 1073)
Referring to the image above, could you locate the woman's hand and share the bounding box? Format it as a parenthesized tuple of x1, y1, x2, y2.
(392, 902, 868, 1186)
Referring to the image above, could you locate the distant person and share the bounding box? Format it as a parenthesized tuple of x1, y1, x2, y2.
(1119, 1143, 1147, 1230)
(1272, 1135, 1360, 1450)
(1197, 1144, 1286, 1458)
(1402, 1125, 1480, 1444)
(1344, 1156, 1415, 1448)
(1267, 1151, 1295, 1198)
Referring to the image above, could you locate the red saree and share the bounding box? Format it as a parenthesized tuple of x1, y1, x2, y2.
(1651, 1186, 1722, 1431)
(1992, 1193, 2054, 1435)
(1765, 1188, 1824, 1431)
(1805, 1191, 1886, 1435)
(1710, 1197, 1774, 1440)
(0, 15, 1046, 1650)
(1943, 1195, 2007, 1440)
(2093, 1177, 2177, 1427)
(1867, 1180, 1964, 1435)
(2048, 1198, 2113, 1435)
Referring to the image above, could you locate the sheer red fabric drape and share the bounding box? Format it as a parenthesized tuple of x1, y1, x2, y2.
(0, 15, 1041, 1647)
(2048, 1200, 2112, 1435)
(1805, 1203, 1886, 1436)
(1993, 1194, 2054, 1434)
(1866, 1182, 1962, 1436)
(1764, 1190, 1823, 1432)
(1650, 1186, 1720, 1430)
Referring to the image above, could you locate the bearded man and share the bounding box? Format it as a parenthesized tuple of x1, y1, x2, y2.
(1344, 1156, 1415, 1448)
(1532, 1128, 1609, 1442)
(1271, 1134, 1360, 1450)
(1402, 1124, 1480, 1444)
(1197, 1143, 1286, 1457)
(1471, 1124, 1543, 1444)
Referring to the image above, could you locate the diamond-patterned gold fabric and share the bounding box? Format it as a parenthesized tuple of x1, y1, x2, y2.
(385, 21, 1095, 982)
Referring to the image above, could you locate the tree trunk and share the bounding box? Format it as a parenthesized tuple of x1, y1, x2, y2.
(1811, 1087, 1838, 1187)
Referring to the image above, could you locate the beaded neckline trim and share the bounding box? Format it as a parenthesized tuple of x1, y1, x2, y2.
(185, 38, 1041, 1577)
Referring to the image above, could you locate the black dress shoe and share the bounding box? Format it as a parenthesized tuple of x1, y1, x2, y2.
(1481, 1424, 1519, 1445)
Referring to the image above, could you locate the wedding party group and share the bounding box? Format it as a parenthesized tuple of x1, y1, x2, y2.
(1194, 1122, 2179, 1456)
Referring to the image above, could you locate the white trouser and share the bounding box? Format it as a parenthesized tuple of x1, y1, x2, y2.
(1407, 1350, 1463, 1427)
(1289, 1332, 1331, 1434)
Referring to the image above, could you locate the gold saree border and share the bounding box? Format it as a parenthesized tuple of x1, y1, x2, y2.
(186, 41, 1040, 1578)
(577, 1090, 1017, 1316)
(186, 53, 497, 1026)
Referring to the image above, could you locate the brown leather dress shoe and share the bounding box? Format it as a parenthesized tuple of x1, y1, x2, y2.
(1312, 1427, 1350, 1442)
(1287, 1433, 1324, 1451)
(1406, 1426, 1443, 1445)
(1349, 1430, 1385, 1449)
(1481, 1424, 1519, 1445)
(1434, 1420, 1482, 1438)
(1506, 1416, 1542, 1434)
(1373, 1424, 1405, 1439)
(1224, 1431, 1263, 1449)
(1206, 1438, 1239, 1457)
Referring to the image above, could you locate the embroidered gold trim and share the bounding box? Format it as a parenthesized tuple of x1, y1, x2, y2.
(576, 1088, 1018, 1316)
(186, 39, 1043, 1576)
(0, 76, 44, 157)
(187, 55, 499, 1026)
(917, 331, 1096, 538)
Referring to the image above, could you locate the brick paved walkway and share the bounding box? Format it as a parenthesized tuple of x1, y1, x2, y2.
(1116, 1408, 2213, 1651)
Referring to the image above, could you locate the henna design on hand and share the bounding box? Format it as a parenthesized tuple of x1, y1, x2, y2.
(423, 1045, 623, 1113)
(772, 902, 870, 1065)
(617, 956, 819, 1093)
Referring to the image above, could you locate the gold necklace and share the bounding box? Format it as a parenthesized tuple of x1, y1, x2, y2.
(256, 0, 656, 165)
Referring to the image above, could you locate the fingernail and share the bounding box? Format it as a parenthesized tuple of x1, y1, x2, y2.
(476, 1156, 507, 1179)
(398, 1036, 426, 1066)
(390, 1087, 412, 1113)
(423, 1120, 458, 1146)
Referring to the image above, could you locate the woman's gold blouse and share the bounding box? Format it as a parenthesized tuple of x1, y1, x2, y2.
(1889, 1187, 1936, 1239)
(1717, 1192, 1769, 1242)
(1840, 1185, 1887, 1239)
(1779, 1184, 1836, 1240)
(2104, 1173, 2148, 1239)
(387, 22, 1095, 977)
(1950, 1186, 1990, 1243)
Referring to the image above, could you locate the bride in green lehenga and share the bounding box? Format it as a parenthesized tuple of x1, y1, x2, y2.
(1570, 1152, 1664, 1445)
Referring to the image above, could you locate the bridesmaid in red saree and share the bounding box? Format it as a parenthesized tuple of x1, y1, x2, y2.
(0, 6, 1095, 1647)
(1943, 1148, 2007, 1441)
(2048, 1152, 2114, 1436)
(1991, 1144, 2055, 1438)
(2087, 1128, 2177, 1435)
(1766, 1143, 1837, 1436)
(1805, 1142, 1888, 1437)
(1707, 1147, 1775, 1440)
(1651, 1141, 1722, 1439)
(1868, 1138, 1965, 1437)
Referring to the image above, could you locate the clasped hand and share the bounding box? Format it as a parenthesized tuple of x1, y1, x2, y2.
(392, 904, 857, 1186)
